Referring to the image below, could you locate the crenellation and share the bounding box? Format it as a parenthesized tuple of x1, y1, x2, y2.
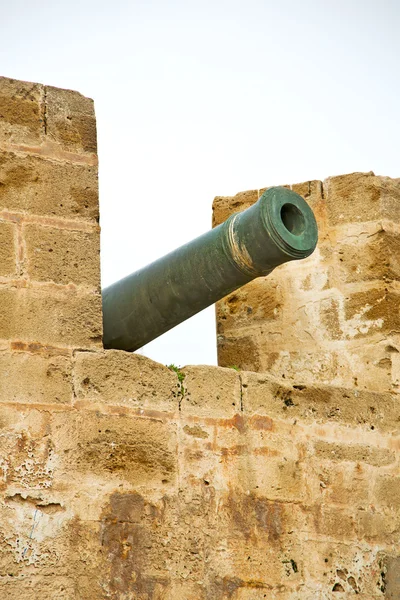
(0, 76, 399, 599)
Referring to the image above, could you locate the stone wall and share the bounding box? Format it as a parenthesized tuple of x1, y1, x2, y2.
(214, 175, 400, 394)
(0, 77, 399, 599)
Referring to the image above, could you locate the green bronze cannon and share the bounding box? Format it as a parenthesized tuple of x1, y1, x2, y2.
(102, 187, 318, 351)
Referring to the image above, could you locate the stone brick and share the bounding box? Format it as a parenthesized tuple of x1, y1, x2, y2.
(0, 350, 72, 404)
(344, 286, 400, 338)
(0, 287, 102, 348)
(0, 577, 76, 599)
(0, 76, 43, 146)
(217, 332, 261, 372)
(74, 350, 178, 412)
(337, 230, 400, 284)
(305, 505, 356, 540)
(181, 365, 241, 417)
(50, 410, 178, 486)
(320, 462, 371, 508)
(356, 509, 400, 543)
(325, 172, 377, 223)
(0, 220, 16, 276)
(45, 86, 97, 154)
(242, 372, 399, 431)
(24, 223, 100, 287)
(212, 188, 259, 227)
(0, 151, 98, 221)
(375, 475, 400, 510)
(217, 278, 283, 335)
(0, 405, 54, 489)
(249, 455, 306, 502)
(313, 440, 395, 466)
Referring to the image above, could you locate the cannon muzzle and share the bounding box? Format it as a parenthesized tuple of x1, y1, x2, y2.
(102, 187, 318, 351)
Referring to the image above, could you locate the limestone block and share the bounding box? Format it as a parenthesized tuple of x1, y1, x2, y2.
(0, 220, 16, 277)
(343, 286, 400, 339)
(0, 287, 102, 349)
(336, 229, 400, 284)
(0, 151, 98, 221)
(0, 77, 43, 146)
(217, 332, 262, 372)
(0, 577, 76, 600)
(24, 223, 100, 287)
(241, 371, 399, 432)
(254, 347, 341, 387)
(50, 410, 178, 487)
(74, 350, 179, 412)
(0, 350, 72, 404)
(212, 188, 259, 227)
(216, 275, 283, 335)
(181, 365, 241, 417)
(311, 461, 372, 508)
(0, 489, 103, 593)
(312, 440, 396, 467)
(0, 406, 54, 489)
(45, 86, 97, 154)
(201, 492, 303, 588)
(374, 475, 400, 510)
(247, 455, 306, 502)
(304, 504, 357, 541)
(325, 171, 400, 225)
(356, 509, 400, 544)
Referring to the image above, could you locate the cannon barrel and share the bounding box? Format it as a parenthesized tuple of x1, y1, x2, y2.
(102, 187, 318, 351)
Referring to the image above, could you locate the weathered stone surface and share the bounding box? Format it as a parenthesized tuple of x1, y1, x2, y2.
(217, 333, 261, 372)
(0, 287, 102, 349)
(217, 277, 283, 334)
(325, 171, 400, 225)
(0, 76, 43, 146)
(241, 370, 399, 432)
(0, 350, 72, 404)
(356, 509, 400, 543)
(45, 86, 97, 154)
(74, 350, 178, 412)
(181, 365, 241, 417)
(303, 540, 390, 598)
(0, 151, 98, 221)
(0, 406, 54, 489)
(375, 475, 400, 510)
(24, 223, 100, 287)
(0, 220, 16, 277)
(51, 410, 178, 487)
(0, 577, 76, 600)
(336, 229, 400, 284)
(383, 555, 400, 599)
(313, 440, 396, 466)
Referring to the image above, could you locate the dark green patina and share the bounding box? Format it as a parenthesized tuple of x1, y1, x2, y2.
(102, 187, 318, 351)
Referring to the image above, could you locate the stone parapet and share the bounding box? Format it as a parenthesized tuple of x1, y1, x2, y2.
(214, 172, 400, 393)
(0, 351, 398, 598)
(0, 77, 398, 599)
(0, 76, 101, 351)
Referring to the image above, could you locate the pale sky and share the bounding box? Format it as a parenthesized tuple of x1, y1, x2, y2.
(1, 0, 399, 366)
